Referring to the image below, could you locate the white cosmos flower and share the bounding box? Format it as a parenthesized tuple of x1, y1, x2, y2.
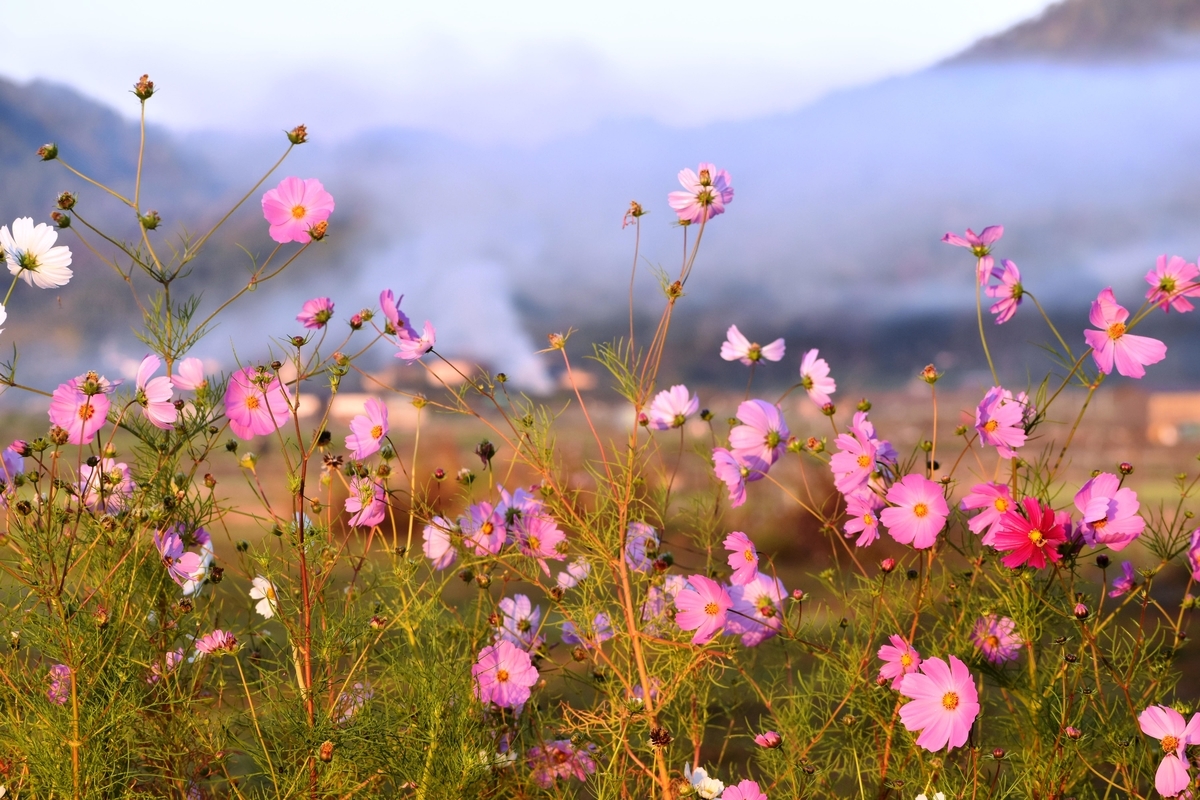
(249, 575, 278, 619)
(0, 217, 73, 289)
(684, 763, 724, 799)
(0, 303, 6, 336)
(916, 793, 947, 800)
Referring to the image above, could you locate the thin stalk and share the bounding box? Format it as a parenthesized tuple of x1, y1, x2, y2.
(975, 265, 999, 384)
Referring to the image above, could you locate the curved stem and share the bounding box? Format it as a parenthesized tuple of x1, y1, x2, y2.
(976, 264, 999, 384)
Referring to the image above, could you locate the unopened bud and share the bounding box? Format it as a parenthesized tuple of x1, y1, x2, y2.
(920, 364, 940, 384)
(333, 352, 349, 367)
(433, 468, 446, 481)
(56, 191, 76, 210)
(856, 398, 872, 412)
(496, 372, 507, 383)
(318, 740, 334, 762)
(992, 748, 1006, 759)
(475, 573, 490, 589)
(204, 473, 216, 488)
(700, 408, 713, 421)
(369, 615, 387, 630)
(1118, 462, 1134, 476)
(140, 210, 161, 230)
(49, 426, 69, 445)
(308, 220, 328, 241)
(50, 211, 70, 229)
(239, 452, 258, 469)
(92, 606, 110, 628)
(805, 436, 824, 454)
(133, 74, 155, 100)
(954, 424, 968, 436)
(547, 332, 567, 350)
(820, 403, 836, 417)
(572, 646, 588, 662)
(287, 124, 308, 145)
(1064, 726, 1081, 740)
(791, 589, 805, 601)
(880, 558, 896, 574)
(1073, 603, 1089, 620)
(1095, 554, 1110, 569)
(290, 335, 307, 347)
(549, 586, 564, 601)
(38, 143, 58, 161)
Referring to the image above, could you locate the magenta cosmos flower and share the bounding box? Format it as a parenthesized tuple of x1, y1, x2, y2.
(1073, 472, 1144, 551)
(668, 162, 733, 224)
(463, 501, 506, 556)
(942, 225, 1003, 284)
(898, 655, 980, 752)
(647, 384, 699, 430)
(136, 354, 176, 430)
(844, 492, 882, 547)
(728, 399, 790, 472)
(422, 516, 457, 570)
(297, 296, 334, 329)
(261, 177, 335, 244)
(975, 386, 1027, 459)
(992, 497, 1066, 570)
(881, 474, 949, 550)
(1145, 254, 1200, 313)
(985, 259, 1024, 324)
(345, 476, 386, 528)
(960, 482, 1014, 546)
(396, 321, 436, 362)
(721, 324, 784, 365)
(675, 574, 733, 645)
(345, 396, 389, 460)
(472, 639, 539, 709)
(1109, 561, 1137, 598)
(173, 357, 206, 391)
(1083, 287, 1167, 379)
(878, 634, 921, 688)
(971, 615, 1023, 664)
(1189, 530, 1200, 582)
(799, 348, 836, 407)
(625, 521, 659, 572)
(49, 375, 112, 445)
(753, 730, 782, 749)
(724, 531, 759, 586)
(195, 629, 238, 656)
(518, 514, 566, 575)
(726, 572, 785, 647)
(1138, 704, 1200, 797)
(723, 780, 768, 800)
(379, 289, 414, 337)
(224, 367, 292, 440)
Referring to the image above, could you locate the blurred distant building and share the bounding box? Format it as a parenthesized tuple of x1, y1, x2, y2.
(1147, 392, 1200, 446)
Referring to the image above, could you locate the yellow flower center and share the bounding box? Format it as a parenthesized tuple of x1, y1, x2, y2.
(1093, 518, 1108, 530)
(704, 602, 720, 616)
(370, 424, 383, 439)
(994, 498, 1008, 512)
(528, 536, 541, 551)
(941, 691, 959, 710)
(984, 419, 999, 433)
(1163, 735, 1180, 753)
(496, 669, 509, 683)
(77, 403, 95, 421)
(481, 522, 494, 536)
(1107, 321, 1126, 340)
(291, 205, 307, 219)
(986, 635, 1000, 649)
(912, 503, 929, 518)
(856, 454, 871, 468)
(744, 549, 755, 563)
(1028, 529, 1045, 546)
(245, 395, 260, 411)
(1160, 277, 1177, 293)
(900, 653, 913, 667)
(863, 513, 875, 525)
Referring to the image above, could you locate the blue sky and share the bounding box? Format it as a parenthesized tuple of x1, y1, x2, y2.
(2, 0, 1057, 141)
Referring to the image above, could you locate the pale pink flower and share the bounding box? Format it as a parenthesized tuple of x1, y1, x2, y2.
(78, 457, 133, 512)
(396, 321, 435, 362)
(296, 296, 334, 329)
(556, 557, 591, 590)
(753, 731, 782, 749)
(723, 780, 768, 800)
(495, 594, 544, 652)
(527, 740, 597, 787)
(720, 324, 785, 365)
(675, 575, 733, 645)
(646, 384, 699, 430)
(463, 501, 506, 556)
(728, 399, 790, 472)
(668, 162, 734, 224)
(224, 367, 293, 440)
(985, 259, 1024, 324)
(1073, 472, 1144, 551)
(625, 521, 659, 572)
(1145, 255, 1200, 313)
(713, 447, 757, 507)
(881, 474, 949, 550)
(726, 572, 785, 647)
(971, 615, 1023, 664)
(799, 348, 836, 407)
(877, 634, 921, 688)
(830, 429, 878, 495)
(724, 531, 759, 586)
(898, 655, 981, 752)
(261, 177, 335, 244)
(975, 386, 1027, 459)
(844, 491, 882, 547)
(1083, 288, 1167, 379)
(421, 516, 457, 570)
(1138, 704, 1200, 797)
(379, 289, 414, 337)
(173, 358, 207, 391)
(960, 482, 1014, 546)
(48, 378, 111, 445)
(345, 476, 386, 528)
(642, 575, 687, 633)
(942, 225, 1003, 284)
(153, 526, 208, 588)
(1109, 561, 1137, 598)
(136, 354, 176, 429)
(852, 410, 899, 469)
(472, 640, 538, 709)
(518, 514, 566, 575)
(195, 629, 238, 656)
(148, 649, 184, 684)
(345, 397, 389, 460)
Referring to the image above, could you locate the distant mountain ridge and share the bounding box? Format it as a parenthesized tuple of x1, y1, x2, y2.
(952, 0, 1200, 62)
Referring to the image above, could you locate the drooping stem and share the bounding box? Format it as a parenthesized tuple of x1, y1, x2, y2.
(975, 262, 999, 384)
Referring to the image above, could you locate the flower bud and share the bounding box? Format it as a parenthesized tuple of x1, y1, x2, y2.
(133, 74, 155, 100)
(433, 468, 446, 481)
(753, 730, 782, 749)
(906, 568, 919, 581)
(649, 726, 673, 748)
(1119, 461, 1134, 476)
(475, 440, 496, 467)
(1095, 554, 1110, 569)
(38, 143, 58, 161)
(49, 426, 69, 445)
(805, 436, 824, 454)
(1064, 726, 1081, 740)
(225, 439, 238, 453)
(495, 372, 507, 383)
(457, 468, 475, 486)
(412, 395, 428, 410)
(820, 403, 836, 417)
(93, 606, 110, 628)
(920, 364, 940, 384)
(700, 408, 713, 421)
(204, 473, 217, 488)
(50, 211, 70, 229)
(333, 352, 349, 367)
(637, 412, 649, 427)
(572, 646, 588, 662)
(55, 191, 76, 210)
(475, 573, 491, 589)
(369, 615, 387, 630)
(239, 452, 258, 469)
(318, 740, 334, 763)
(992, 748, 1006, 759)
(140, 211, 161, 230)
(856, 398, 872, 412)
(880, 557, 896, 574)
(622, 201, 645, 228)
(1073, 603, 1089, 620)
(955, 424, 968, 436)
(287, 124, 308, 144)
(547, 332, 567, 350)
(791, 589, 805, 601)
(308, 220, 328, 241)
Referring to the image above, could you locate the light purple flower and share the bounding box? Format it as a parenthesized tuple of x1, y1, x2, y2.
(78, 457, 134, 513)
(625, 522, 659, 572)
(195, 629, 237, 656)
(720, 324, 784, 365)
(726, 572, 785, 647)
(496, 594, 543, 652)
(646, 384, 699, 430)
(675, 575, 733, 645)
(528, 739, 597, 787)
(148, 649, 184, 684)
(562, 613, 613, 649)
(713, 447, 757, 508)
(971, 615, 1022, 664)
(830, 428, 878, 495)
(985, 259, 1024, 324)
(297, 297, 334, 329)
(942, 225, 1003, 284)
(723, 531, 759, 586)
(668, 162, 733, 224)
(1145, 255, 1200, 313)
(1073, 472, 1144, 551)
(172, 357, 207, 391)
(421, 516, 458, 570)
(556, 558, 591, 590)
(799, 348, 835, 407)
(380, 289, 414, 336)
(844, 491, 882, 547)
(518, 514, 566, 575)
(463, 502, 506, 556)
(1109, 561, 1137, 598)
(395, 321, 436, 362)
(335, 681, 373, 724)
(47, 664, 71, 705)
(975, 386, 1027, 459)
(1188, 529, 1200, 582)
(136, 354, 176, 429)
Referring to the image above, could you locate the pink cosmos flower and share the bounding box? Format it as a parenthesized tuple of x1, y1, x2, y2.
(647, 384, 699, 430)
(147, 649, 184, 684)
(195, 629, 238, 656)
(720, 325, 784, 365)
(518, 514, 566, 575)
(47, 664, 71, 705)
(153, 527, 208, 588)
(173, 357, 207, 391)
(527, 740, 597, 787)
(942, 225, 1003, 284)
(829, 428, 878, 495)
(1189, 529, 1200, 582)
(853, 410, 899, 469)
(345, 477, 386, 528)
(1073, 472, 1144, 551)
(960, 482, 1014, 546)
(496, 594, 544, 652)
(799, 348, 836, 407)
(1138, 704, 1200, 797)
(675, 574, 734, 645)
(971, 615, 1023, 664)
(723, 781, 768, 800)
(1145, 255, 1200, 313)
(421, 516, 458, 570)
(556, 558, 591, 590)
(991, 497, 1066, 570)
(78, 457, 134, 512)
(753, 731, 782, 749)
(724, 531, 759, 586)
(1109, 561, 1137, 598)
(985, 260, 1024, 324)
(668, 162, 734, 224)
(49, 377, 112, 445)
(261, 177, 335, 244)
(379, 289, 414, 337)
(562, 613, 613, 649)
(728, 399, 790, 472)
(625, 521, 659, 572)
(726, 572, 785, 646)
(224, 367, 292, 440)
(296, 296, 334, 329)
(136, 354, 176, 429)
(472, 639, 539, 709)
(975, 386, 1027, 459)
(713, 447, 758, 508)
(497, 485, 544, 524)
(898, 655, 981, 752)
(1083, 288, 1167, 379)
(878, 634, 921, 688)
(844, 491, 882, 547)
(881, 474, 949, 550)
(396, 321, 435, 362)
(463, 501, 506, 556)
(345, 397, 389, 461)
